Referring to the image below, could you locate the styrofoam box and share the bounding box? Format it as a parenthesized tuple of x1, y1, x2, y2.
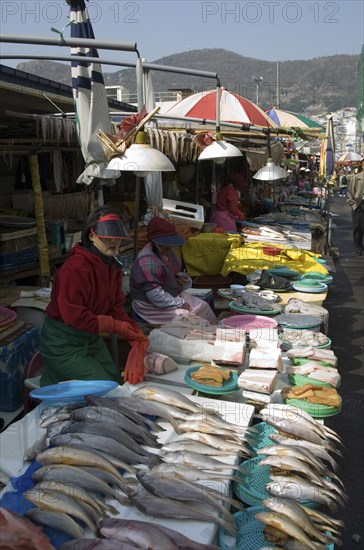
(162, 198, 205, 229)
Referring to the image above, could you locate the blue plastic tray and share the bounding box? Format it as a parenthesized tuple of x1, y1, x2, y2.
(29, 380, 118, 404)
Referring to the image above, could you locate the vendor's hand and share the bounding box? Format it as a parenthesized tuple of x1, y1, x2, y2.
(123, 361, 144, 384)
(97, 315, 146, 341)
(114, 321, 147, 341)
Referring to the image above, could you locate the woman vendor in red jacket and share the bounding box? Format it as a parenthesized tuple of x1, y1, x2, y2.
(39, 206, 148, 386)
(210, 172, 245, 231)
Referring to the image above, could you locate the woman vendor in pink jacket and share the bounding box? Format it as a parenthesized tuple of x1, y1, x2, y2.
(129, 217, 216, 324)
(210, 172, 245, 231)
(39, 206, 148, 386)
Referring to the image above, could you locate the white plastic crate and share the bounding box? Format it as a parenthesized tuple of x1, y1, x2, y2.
(162, 198, 205, 229)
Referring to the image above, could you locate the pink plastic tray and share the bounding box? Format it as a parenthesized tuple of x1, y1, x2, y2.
(221, 314, 278, 332)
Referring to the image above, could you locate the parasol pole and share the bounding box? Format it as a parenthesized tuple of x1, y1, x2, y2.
(28, 154, 50, 285)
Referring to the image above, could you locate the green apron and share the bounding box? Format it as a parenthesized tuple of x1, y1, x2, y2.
(39, 316, 122, 386)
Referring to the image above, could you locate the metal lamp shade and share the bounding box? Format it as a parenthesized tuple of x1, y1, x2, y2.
(107, 144, 175, 174)
(253, 158, 288, 181)
(198, 140, 243, 163)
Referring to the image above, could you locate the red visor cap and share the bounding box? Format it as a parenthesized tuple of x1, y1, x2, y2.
(93, 214, 131, 240)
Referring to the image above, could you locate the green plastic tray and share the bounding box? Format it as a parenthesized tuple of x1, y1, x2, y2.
(283, 397, 342, 418)
(229, 301, 282, 316)
(248, 422, 276, 452)
(233, 457, 318, 508)
(288, 373, 340, 389)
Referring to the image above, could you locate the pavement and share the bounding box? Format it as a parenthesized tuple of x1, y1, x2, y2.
(324, 194, 364, 547)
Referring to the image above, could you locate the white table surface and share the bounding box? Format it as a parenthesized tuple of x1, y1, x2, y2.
(0, 381, 255, 547)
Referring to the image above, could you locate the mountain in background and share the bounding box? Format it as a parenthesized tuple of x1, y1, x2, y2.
(16, 49, 359, 114)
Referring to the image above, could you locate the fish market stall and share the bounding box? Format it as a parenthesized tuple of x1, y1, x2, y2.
(0, 382, 255, 549)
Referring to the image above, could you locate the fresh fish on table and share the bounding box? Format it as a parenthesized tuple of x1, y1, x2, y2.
(145, 465, 245, 511)
(107, 394, 183, 423)
(267, 474, 337, 511)
(261, 405, 343, 446)
(23, 434, 48, 461)
(161, 450, 248, 476)
(85, 395, 165, 432)
(31, 480, 112, 517)
(124, 483, 237, 537)
(255, 511, 319, 550)
(49, 432, 161, 468)
(99, 518, 221, 550)
(32, 464, 124, 507)
(99, 517, 179, 550)
(297, 502, 344, 533)
(36, 446, 127, 489)
(147, 523, 222, 550)
(269, 433, 339, 469)
(136, 469, 235, 522)
(171, 420, 249, 442)
(23, 488, 99, 534)
(39, 404, 80, 428)
(25, 508, 84, 539)
(132, 385, 207, 414)
(161, 439, 234, 456)
(264, 417, 335, 448)
(60, 420, 153, 458)
(263, 496, 341, 546)
(259, 455, 325, 486)
(70, 406, 159, 447)
(175, 431, 254, 455)
(46, 420, 71, 438)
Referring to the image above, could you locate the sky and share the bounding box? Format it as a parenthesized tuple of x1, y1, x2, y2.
(0, 0, 363, 70)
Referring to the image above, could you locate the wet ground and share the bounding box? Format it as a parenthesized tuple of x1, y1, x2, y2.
(324, 195, 364, 547)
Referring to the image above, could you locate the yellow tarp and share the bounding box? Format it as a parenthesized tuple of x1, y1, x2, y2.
(221, 241, 329, 277)
(182, 233, 242, 277)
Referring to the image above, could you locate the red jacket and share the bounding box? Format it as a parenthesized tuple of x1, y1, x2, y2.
(216, 183, 244, 219)
(46, 244, 133, 333)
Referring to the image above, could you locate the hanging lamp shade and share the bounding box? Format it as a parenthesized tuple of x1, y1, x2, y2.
(198, 133, 243, 163)
(107, 131, 175, 176)
(253, 158, 288, 181)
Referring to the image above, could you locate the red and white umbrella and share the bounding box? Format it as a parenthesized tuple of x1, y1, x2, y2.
(165, 88, 279, 128)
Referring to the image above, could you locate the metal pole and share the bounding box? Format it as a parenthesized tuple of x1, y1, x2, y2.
(0, 53, 218, 80)
(0, 33, 137, 52)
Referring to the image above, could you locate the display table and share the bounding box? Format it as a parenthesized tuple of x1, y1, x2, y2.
(0, 382, 255, 548)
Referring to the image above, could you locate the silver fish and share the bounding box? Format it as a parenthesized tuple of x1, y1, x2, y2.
(32, 464, 124, 507)
(267, 474, 337, 511)
(263, 496, 340, 546)
(255, 511, 318, 550)
(162, 450, 248, 475)
(152, 463, 238, 484)
(24, 488, 98, 533)
(264, 418, 332, 447)
(111, 395, 183, 423)
(124, 483, 237, 537)
(269, 433, 339, 469)
(99, 518, 179, 550)
(85, 395, 164, 433)
(100, 518, 222, 550)
(136, 469, 235, 523)
(23, 434, 48, 461)
(171, 420, 247, 442)
(70, 406, 159, 447)
(161, 439, 234, 456)
(60, 420, 152, 458)
(25, 508, 84, 539)
(49, 433, 161, 468)
(259, 455, 325, 486)
(176, 431, 253, 455)
(36, 446, 127, 488)
(31, 480, 110, 517)
(132, 385, 204, 414)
